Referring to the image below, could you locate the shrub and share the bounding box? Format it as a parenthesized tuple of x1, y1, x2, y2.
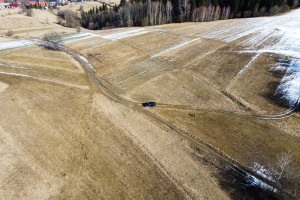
(26, 9, 33, 17)
(42, 32, 63, 50)
(6, 30, 14, 37)
(78, 5, 84, 12)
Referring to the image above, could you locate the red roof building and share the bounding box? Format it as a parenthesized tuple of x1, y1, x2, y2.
(27, 1, 37, 4)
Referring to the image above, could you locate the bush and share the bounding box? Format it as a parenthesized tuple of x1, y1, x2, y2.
(26, 9, 33, 17)
(42, 32, 63, 50)
(6, 30, 14, 37)
(78, 5, 84, 12)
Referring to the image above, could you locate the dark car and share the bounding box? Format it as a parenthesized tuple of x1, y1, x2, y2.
(142, 102, 156, 107)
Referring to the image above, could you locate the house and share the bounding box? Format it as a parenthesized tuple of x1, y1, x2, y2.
(9, 3, 18, 8)
(0, 3, 10, 8)
(27, 1, 37, 4)
(48, 0, 57, 6)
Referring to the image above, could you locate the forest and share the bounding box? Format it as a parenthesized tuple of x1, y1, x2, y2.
(80, 0, 299, 29)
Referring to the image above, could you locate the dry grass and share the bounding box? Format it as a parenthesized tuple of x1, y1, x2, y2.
(227, 53, 288, 114)
(153, 107, 300, 172)
(1, 9, 299, 199)
(0, 75, 188, 199)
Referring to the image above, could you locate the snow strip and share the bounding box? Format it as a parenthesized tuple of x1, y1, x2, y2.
(152, 38, 200, 58)
(63, 33, 100, 43)
(101, 29, 150, 40)
(230, 53, 261, 83)
(0, 40, 36, 51)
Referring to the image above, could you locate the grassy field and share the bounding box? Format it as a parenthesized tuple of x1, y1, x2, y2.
(1, 6, 300, 199)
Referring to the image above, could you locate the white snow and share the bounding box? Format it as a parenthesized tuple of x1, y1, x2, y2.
(63, 33, 100, 43)
(78, 55, 96, 72)
(250, 162, 275, 182)
(152, 38, 200, 58)
(223, 9, 300, 106)
(79, 55, 89, 63)
(230, 165, 277, 192)
(275, 59, 300, 106)
(0, 40, 36, 51)
(246, 172, 277, 192)
(88, 64, 96, 72)
(101, 29, 151, 40)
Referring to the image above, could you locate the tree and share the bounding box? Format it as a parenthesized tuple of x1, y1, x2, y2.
(268, 149, 300, 196)
(166, 1, 173, 22)
(41, 32, 63, 50)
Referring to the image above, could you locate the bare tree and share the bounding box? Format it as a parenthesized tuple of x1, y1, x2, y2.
(41, 32, 63, 50)
(182, 0, 190, 21)
(166, 1, 172, 23)
(268, 149, 300, 196)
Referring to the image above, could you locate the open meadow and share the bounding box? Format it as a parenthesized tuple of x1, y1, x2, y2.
(0, 4, 300, 200)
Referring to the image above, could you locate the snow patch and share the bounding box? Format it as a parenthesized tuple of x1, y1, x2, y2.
(101, 29, 150, 40)
(79, 55, 89, 63)
(78, 55, 96, 72)
(63, 33, 100, 43)
(0, 40, 36, 51)
(152, 38, 200, 58)
(250, 162, 275, 182)
(275, 59, 300, 106)
(245, 172, 277, 192)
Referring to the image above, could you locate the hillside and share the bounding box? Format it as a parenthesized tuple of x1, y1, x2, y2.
(0, 5, 299, 200)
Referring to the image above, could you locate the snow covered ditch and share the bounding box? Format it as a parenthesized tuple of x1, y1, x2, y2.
(231, 165, 277, 192)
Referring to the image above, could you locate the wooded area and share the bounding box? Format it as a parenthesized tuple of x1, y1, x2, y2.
(80, 0, 299, 29)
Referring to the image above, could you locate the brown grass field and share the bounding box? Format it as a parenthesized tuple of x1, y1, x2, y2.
(0, 5, 300, 200)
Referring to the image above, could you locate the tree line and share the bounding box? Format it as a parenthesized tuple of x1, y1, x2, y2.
(79, 0, 299, 29)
